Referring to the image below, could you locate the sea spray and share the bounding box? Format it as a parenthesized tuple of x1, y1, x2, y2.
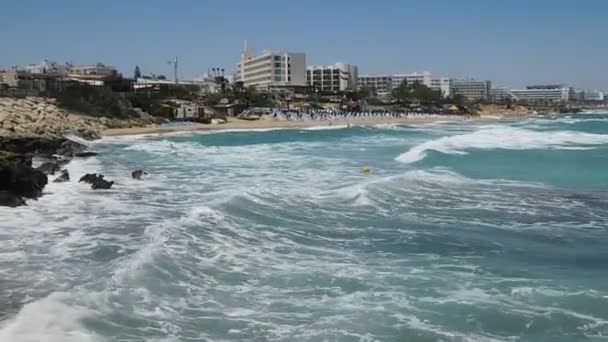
(396, 126, 608, 163)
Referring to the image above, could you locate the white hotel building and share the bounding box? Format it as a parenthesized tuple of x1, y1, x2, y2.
(359, 72, 451, 98)
(391, 72, 432, 89)
(431, 77, 451, 98)
(306, 63, 358, 93)
(450, 79, 492, 101)
(234, 48, 306, 89)
(509, 85, 573, 103)
(358, 75, 394, 96)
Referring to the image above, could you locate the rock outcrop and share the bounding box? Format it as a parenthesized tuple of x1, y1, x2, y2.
(79, 173, 114, 190)
(131, 170, 148, 180)
(53, 170, 70, 183)
(37, 161, 62, 175)
(0, 190, 27, 207)
(91, 179, 114, 190)
(0, 136, 87, 158)
(0, 158, 48, 206)
(0, 96, 158, 206)
(0, 97, 104, 139)
(476, 104, 534, 117)
(0, 96, 158, 140)
(79, 173, 103, 184)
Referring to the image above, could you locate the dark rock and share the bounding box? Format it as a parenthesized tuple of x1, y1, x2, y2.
(37, 162, 61, 175)
(131, 170, 148, 180)
(74, 151, 98, 158)
(78, 173, 113, 189)
(53, 170, 70, 183)
(0, 151, 33, 167)
(0, 136, 87, 158)
(79, 173, 103, 184)
(0, 159, 48, 201)
(91, 179, 114, 190)
(0, 191, 26, 207)
(55, 139, 87, 157)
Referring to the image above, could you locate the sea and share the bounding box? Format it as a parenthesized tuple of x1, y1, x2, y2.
(1, 113, 608, 342)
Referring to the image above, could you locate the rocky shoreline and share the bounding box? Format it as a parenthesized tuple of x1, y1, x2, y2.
(0, 96, 155, 207)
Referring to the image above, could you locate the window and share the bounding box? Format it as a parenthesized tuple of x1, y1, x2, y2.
(274, 56, 281, 61)
(274, 76, 282, 81)
(274, 62, 282, 68)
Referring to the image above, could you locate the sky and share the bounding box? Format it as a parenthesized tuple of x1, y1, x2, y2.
(1, 0, 607, 90)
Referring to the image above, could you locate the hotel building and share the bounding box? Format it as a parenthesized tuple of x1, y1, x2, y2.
(450, 79, 492, 101)
(234, 48, 306, 89)
(306, 63, 358, 93)
(431, 77, 451, 98)
(510, 85, 573, 103)
(358, 75, 393, 96)
(391, 72, 432, 89)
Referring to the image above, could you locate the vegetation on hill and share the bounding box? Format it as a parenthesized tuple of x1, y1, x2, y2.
(392, 80, 442, 105)
(55, 85, 135, 119)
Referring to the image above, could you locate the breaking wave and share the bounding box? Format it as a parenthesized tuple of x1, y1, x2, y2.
(396, 126, 608, 163)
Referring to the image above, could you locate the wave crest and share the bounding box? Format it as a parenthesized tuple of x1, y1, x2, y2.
(396, 127, 608, 163)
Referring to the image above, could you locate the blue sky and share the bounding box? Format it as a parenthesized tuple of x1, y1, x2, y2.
(1, 0, 606, 89)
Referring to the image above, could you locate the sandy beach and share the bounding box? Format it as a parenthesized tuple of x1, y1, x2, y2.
(101, 116, 471, 136)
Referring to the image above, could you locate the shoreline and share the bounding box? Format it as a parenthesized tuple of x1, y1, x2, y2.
(101, 116, 474, 137)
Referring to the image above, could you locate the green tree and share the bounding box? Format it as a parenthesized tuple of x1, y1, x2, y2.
(504, 96, 513, 109)
(392, 80, 442, 105)
(410, 81, 441, 104)
(392, 80, 412, 104)
(356, 87, 372, 100)
(232, 81, 245, 101)
(449, 94, 467, 106)
(134, 66, 141, 79)
(242, 86, 272, 107)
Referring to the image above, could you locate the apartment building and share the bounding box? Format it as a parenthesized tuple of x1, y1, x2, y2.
(69, 63, 118, 79)
(510, 85, 573, 103)
(431, 77, 451, 98)
(391, 72, 432, 89)
(490, 87, 514, 101)
(358, 75, 393, 96)
(451, 79, 492, 101)
(307, 63, 358, 93)
(234, 48, 306, 89)
(21, 59, 68, 75)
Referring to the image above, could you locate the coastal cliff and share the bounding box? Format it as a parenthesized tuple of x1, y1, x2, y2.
(0, 96, 157, 139)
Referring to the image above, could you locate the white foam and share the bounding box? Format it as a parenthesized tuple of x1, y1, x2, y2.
(302, 125, 348, 131)
(0, 293, 99, 342)
(396, 126, 608, 163)
(202, 127, 289, 134)
(124, 140, 196, 155)
(525, 116, 608, 125)
(63, 133, 92, 147)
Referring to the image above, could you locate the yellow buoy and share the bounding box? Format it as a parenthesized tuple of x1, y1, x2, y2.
(362, 166, 370, 174)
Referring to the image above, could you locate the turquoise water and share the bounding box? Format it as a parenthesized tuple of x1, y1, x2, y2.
(1, 114, 608, 341)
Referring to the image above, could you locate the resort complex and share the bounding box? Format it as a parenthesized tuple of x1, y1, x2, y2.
(0, 45, 606, 124)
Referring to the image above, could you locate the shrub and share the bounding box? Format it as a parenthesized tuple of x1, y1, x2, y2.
(55, 84, 134, 119)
